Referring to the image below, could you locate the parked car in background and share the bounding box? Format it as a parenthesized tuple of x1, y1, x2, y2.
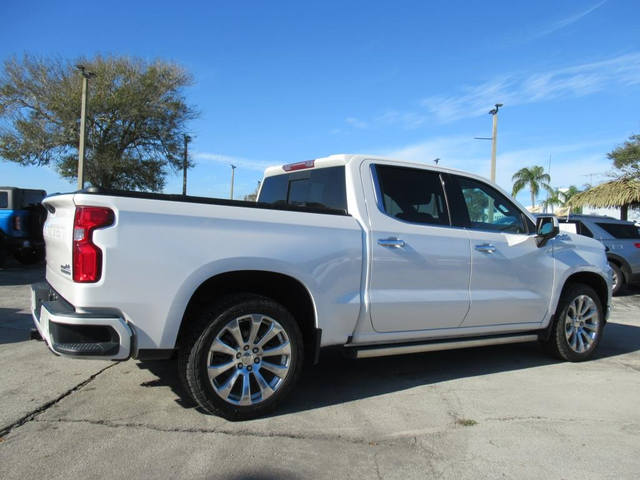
(0, 187, 47, 267)
(559, 214, 640, 295)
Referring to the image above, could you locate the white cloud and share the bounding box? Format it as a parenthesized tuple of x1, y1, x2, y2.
(377, 135, 614, 204)
(345, 117, 368, 129)
(420, 53, 640, 123)
(344, 111, 427, 130)
(520, 1, 607, 43)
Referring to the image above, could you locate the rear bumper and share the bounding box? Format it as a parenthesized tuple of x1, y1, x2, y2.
(30, 282, 132, 361)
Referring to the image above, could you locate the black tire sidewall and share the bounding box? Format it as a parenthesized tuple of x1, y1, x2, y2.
(552, 284, 604, 362)
(608, 262, 623, 296)
(187, 295, 303, 420)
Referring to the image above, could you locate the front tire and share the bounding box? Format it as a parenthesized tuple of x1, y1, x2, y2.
(541, 284, 604, 362)
(179, 294, 303, 420)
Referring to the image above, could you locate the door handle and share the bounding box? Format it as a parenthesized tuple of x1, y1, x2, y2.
(475, 244, 496, 253)
(378, 238, 406, 248)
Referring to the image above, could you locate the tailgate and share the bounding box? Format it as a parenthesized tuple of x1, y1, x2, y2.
(42, 194, 76, 295)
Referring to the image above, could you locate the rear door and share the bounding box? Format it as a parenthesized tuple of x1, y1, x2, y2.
(363, 161, 471, 332)
(448, 174, 554, 328)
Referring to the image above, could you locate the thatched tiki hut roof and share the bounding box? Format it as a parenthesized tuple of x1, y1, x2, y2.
(568, 179, 640, 220)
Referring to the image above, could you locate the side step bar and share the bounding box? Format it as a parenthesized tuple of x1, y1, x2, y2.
(346, 333, 540, 359)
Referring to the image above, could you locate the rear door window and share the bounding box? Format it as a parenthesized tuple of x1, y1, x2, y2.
(258, 166, 347, 212)
(374, 165, 450, 226)
(596, 222, 640, 239)
(0, 192, 8, 209)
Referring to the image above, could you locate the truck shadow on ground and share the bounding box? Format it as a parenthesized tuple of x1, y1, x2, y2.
(136, 320, 640, 417)
(0, 308, 35, 345)
(0, 259, 45, 286)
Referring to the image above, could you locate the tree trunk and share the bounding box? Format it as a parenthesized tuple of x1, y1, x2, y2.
(530, 189, 535, 208)
(621, 204, 628, 221)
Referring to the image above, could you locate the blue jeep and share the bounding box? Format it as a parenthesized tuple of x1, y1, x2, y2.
(0, 187, 47, 267)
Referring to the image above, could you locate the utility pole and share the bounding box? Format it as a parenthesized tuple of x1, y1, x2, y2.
(474, 103, 503, 222)
(75, 65, 96, 190)
(230, 164, 236, 200)
(546, 155, 552, 213)
(182, 135, 191, 195)
(489, 103, 503, 183)
(473, 103, 503, 182)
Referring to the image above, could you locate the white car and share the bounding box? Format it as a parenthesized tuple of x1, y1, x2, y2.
(31, 154, 612, 420)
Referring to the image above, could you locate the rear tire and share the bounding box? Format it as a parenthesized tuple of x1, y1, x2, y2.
(541, 284, 603, 362)
(178, 294, 303, 420)
(609, 262, 624, 296)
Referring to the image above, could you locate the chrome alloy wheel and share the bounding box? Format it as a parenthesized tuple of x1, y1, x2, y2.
(207, 314, 292, 406)
(564, 295, 600, 354)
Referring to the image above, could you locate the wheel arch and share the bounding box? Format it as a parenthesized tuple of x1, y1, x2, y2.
(560, 271, 610, 319)
(606, 253, 631, 280)
(176, 270, 319, 358)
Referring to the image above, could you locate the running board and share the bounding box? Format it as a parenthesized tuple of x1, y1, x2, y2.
(346, 333, 540, 359)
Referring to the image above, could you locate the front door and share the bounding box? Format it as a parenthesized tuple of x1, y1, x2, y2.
(450, 175, 554, 328)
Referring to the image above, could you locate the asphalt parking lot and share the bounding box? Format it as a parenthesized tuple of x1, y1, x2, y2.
(1, 259, 639, 480)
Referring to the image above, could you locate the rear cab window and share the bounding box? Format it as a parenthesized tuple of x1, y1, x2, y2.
(258, 166, 347, 213)
(0, 192, 8, 209)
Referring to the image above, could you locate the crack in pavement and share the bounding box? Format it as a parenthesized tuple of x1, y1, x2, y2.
(482, 415, 638, 426)
(0, 363, 118, 438)
(34, 417, 424, 448)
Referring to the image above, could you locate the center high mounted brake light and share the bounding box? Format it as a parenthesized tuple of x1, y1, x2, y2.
(73, 207, 115, 283)
(282, 160, 315, 172)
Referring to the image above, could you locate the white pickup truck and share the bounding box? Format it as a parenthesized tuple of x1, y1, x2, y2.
(31, 154, 612, 420)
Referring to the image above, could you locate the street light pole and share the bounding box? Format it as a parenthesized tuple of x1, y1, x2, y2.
(75, 65, 96, 190)
(230, 164, 236, 200)
(488, 103, 503, 183)
(182, 135, 191, 195)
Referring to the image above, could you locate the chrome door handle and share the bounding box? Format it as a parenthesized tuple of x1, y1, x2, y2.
(475, 244, 496, 253)
(378, 238, 406, 248)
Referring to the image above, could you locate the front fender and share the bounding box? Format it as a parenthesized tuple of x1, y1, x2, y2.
(546, 234, 612, 327)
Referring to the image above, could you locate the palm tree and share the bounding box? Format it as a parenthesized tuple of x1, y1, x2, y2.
(511, 166, 552, 208)
(542, 185, 582, 213)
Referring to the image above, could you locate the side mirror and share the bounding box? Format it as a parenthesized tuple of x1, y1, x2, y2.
(536, 216, 559, 247)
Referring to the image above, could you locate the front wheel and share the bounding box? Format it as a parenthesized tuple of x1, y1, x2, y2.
(541, 284, 604, 362)
(179, 294, 303, 420)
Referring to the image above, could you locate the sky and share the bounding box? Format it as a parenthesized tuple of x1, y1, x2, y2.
(1, 0, 639, 207)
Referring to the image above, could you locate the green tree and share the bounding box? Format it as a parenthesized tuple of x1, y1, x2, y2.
(607, 133, 640, 180)
(511, 165, 552, 208)
(243, 181, 262, 202)
(0, 53, 199, 191)
(542, 185, 582, 214)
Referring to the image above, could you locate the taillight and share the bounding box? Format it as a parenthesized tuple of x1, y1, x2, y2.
(73, 207, 115, 283)
(12, 215, 22, 231)
(634, 243, 640, 249)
